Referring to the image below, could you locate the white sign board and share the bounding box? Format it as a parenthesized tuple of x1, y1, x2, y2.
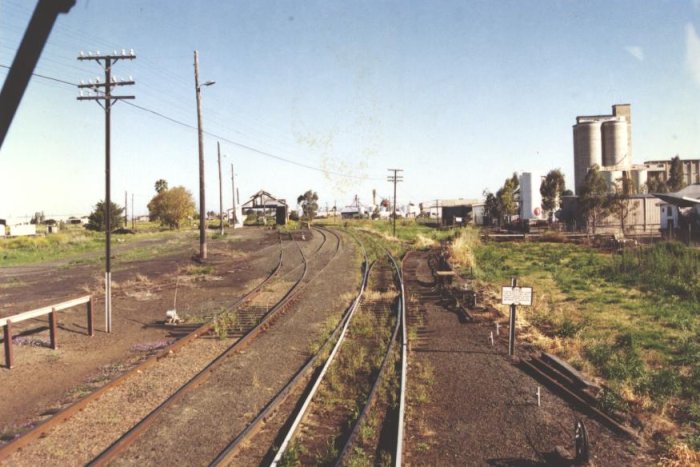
(501, 286, 533, 306)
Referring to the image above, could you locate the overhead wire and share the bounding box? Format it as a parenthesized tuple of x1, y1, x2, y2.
(1, 2, 334, 158)
(0, 63, 381, 181)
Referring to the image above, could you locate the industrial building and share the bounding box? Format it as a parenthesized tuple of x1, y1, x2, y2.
(420, 199, 481, 226)
(644, 158, 700, 187)
(573, 104, 633, 194)
(560, 194, 661, 234)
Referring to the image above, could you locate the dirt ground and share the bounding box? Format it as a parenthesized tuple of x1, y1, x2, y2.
(403, 250, 645, 466)
(0, 227, 281, 441)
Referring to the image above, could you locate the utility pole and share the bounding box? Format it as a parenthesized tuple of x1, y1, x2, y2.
(217, 142, 224, 236)
(124, 191, 128, 228)
(131, 192, 134, 230)
(231, 163, 238, 228)
(77, 48, 135, 333)
(387, 169, 404, 237)
(194, 50, 215, 261)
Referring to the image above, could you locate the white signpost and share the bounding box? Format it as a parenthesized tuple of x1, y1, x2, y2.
(501, 279, 533, 356)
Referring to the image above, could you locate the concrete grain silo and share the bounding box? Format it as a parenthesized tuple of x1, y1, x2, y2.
(632, 168, 647, 191)
(573, 120, 603, 194)
(602, 118, 630, 168)
(601, 169, 623, 190)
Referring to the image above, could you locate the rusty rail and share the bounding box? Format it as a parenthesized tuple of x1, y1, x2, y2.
(0, 234, 285, 461)
(210, 227, 364, 465)
(87, 234, 308, 466)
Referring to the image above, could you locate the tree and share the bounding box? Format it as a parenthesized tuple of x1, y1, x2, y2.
(155, 179, 168, 194)
(540, 169, 566, 221)
(483, 189, 501, 226)
(148, 186, 196, 229)
(578, 164, 609, 234)
(645, 177, 668, 194)
(87, 200, 124, 231)
(496, 173, 519, 222)
(668, 155, 685, 192)
(30, 211, 45, 225)
(297, 190, 319, 221)
(608, 175, 638, 233)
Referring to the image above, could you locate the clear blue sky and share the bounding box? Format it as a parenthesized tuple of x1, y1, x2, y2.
(1, 0, 699, 218)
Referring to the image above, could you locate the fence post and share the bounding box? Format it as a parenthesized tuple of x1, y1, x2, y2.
(87, 296, 94, 337)
(4, 320, 13, 369)
(49, 309, 58, 350)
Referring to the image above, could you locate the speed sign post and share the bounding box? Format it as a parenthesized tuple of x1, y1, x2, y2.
(501, 277, 533, 357)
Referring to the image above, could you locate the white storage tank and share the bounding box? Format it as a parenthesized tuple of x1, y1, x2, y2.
(573, 121, 603, 194)
(519, 172, 545, 221)
(602, 118, 630, 168)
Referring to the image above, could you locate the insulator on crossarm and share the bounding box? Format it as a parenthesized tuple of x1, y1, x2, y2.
(130, 49, 135, 56)
(80, 51, 85, 57)
(121, 49, 126, 56)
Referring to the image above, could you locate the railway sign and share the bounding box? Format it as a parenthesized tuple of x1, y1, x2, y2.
(501, 286, 533, 306)
(502, 278, 532, 357)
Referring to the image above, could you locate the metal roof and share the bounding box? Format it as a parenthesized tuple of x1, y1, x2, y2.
(652, 184, 700, 208)
(241, 190, 287, 208)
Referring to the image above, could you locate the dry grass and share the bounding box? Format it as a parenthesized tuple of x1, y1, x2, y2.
(362, 289, 397, 302)
(448, 228, 479, 270)
(658, 442, 700, 466)
(414, 234, 437, 249)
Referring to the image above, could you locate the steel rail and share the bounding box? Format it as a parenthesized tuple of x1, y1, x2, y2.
(270, 234, 403, 467)
(396, 251, 409, 466)
(210, 228, 367, 465)
(269, 231, 371, 466)
(335, 248, 406, 466)
(335, 249, 404, 466)
(87, 233, 312, 466)
(0, 232, 286, 462)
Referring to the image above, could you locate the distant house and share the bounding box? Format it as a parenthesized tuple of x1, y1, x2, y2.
(241, 190, 288, 225)
(0, 218, 36, 237)
(421, 199, 480, 226)
(341, 195, 369, 219)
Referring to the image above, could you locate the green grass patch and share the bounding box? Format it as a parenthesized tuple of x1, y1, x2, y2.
(474, 238, 700, 439)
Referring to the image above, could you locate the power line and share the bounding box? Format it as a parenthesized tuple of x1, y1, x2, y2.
(0, 64, 74, 86)
(0, 63, 381, 181)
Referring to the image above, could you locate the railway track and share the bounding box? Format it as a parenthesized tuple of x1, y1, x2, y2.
(83, 228, 341, 466)
(0, 228, 343, 465)
(209, 228, 371, 465)
(266, 231, 406, 466)
(0, 231, 287, 462)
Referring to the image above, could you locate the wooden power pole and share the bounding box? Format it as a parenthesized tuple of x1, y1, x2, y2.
(218, 142, 224, 236)
(194, 50, 215, 261)
(387, 168, 404, 237)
